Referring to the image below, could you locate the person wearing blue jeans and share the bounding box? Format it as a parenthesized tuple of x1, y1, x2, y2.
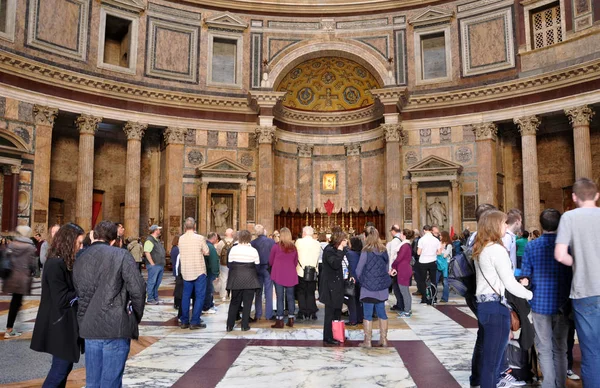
(203, 234, 221, 313)
(435, 270, 450, 302)
(144, 226, 166, 304)
(181, 274, 207, 327)
(85, 339, 131, 388)
(256, 266, 273, 320)
(274, 282, 295, 320)
(43, 356, 74, 387)
(478, 301, 511, 388)
(146, 264, 164, 304)
(572, 296, 600, 386)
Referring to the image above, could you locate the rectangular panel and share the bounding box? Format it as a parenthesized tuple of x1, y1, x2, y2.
(463, 194, 477, 221)
(394, 30, 407, 85)
(404, 197, 412, 222)
(421, 33, 447, 80)
(183, 196, 197, 221)
(212, 38, 237, 84)
(247, 197, 255, 222)
(251, 33, 262, 89)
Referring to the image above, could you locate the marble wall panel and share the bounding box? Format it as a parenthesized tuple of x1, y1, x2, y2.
(268, 37, 302, 61)
(93, 137, 127, 222)
(422, 146, 451, 160)
(313, 145, 345, 156)
(196, 130, 208, 146)
(238, 133, 249, 148)
(207, 149, 236, 163)
(312, 159, 346, 213)
(536, 131, 575, 212)
(218, 131, 227, 147)
(274, 154, 297, 211)
(276, 141, 300, 155)
(49, 135, 79, 224)
(360, 154, 384, 211)
(360, 138, 384, 153)
(238, 151, 256, 170)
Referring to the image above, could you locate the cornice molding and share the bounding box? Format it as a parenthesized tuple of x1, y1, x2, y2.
(273, 104, 383, 127)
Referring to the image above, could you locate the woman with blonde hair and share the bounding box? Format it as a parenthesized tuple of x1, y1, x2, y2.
(356, 226, 391, 347)
(472, 210, 532, 388)
(269, 227, 299, 328)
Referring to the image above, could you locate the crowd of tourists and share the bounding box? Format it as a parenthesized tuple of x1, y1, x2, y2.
(0, 177, 598, 388)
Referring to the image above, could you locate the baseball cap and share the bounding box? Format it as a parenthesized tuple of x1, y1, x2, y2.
(149, 225, 162, 232)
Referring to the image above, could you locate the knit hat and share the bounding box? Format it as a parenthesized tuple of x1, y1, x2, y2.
(16, 225, 32, 238)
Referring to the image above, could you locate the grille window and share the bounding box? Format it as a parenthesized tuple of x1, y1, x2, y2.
(532, 5, 563, 49)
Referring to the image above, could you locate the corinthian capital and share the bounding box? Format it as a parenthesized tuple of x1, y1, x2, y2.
(565, 105, 595, 127)
(514, 116, 540, 137)
(345, 143, 361, 156)
(75, 114, 102, 135)
(298, 144, 313, 158)
(123, 122, 148, 141)
(472, 122, 498, 141)
(382, 123, 403, 142)
(255, 126, 277, 144)
(164, 127, 186, 145)
(33, 105, 58, 126)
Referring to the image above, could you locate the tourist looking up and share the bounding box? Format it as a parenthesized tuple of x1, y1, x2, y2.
(320, 229, 348, 346)
(295, 226, 321, 321)
(269, 227, 299, 328)
(250, 224, 275, 321)
(127, 237, 144, 273)
(472, 210, 532, 388)
(73, 220, 146, 388)
(520, 209, 572, 388)
(144, 225, 166, 305)
(178, 218, 209, 330)
(416, 224, 439, 305)
(203, 232, 220, 315)
(31, 223, 85, 387)
(3, 225, 37, 338)
(226, 229, 260, 332)
(555, 177, 600, 387)
(391, 229, 414, 318)
(357, 226, 391, 348)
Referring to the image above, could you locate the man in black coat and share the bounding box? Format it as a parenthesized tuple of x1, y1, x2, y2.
(73, 221, 146, 388)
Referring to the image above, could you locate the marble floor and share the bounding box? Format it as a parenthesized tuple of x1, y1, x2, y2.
(0, 274, 584, 388)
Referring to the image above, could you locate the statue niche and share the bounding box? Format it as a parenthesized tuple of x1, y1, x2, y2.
(211, 194, 233, 235)
(426, 196, 448, 230)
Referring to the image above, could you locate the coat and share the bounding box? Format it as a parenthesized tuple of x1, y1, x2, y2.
(226, 262, 261, 290)
(30, 258, 81, 363)
(269, 244, 299, 287)
(392, 243, 413, 287)
(73, 242, 146, 340)
(2, 238, 37, 295)
(318, 244, 345, 308)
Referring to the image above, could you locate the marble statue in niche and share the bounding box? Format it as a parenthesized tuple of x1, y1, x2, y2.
(212, 197, 230, 234)
(427, 196, 448, 230)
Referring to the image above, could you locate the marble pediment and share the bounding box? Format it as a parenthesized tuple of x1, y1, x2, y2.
(102, 0, 146, 12)
(408, 155, 462, 182)
(409, 7, 454, 27)
(204, 12, 248, 31)
(197, 157, 250, 182)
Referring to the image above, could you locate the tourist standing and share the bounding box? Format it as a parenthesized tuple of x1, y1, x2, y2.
(3, 225, 37, 338)
(269, 227, 299, 328)
(39, 224, 60, 266)
(178, 218, 209, 329)
(320, 229, 348, 345)
(31, 223, 85, 387)
(73, 221, 146, 388)
(437, 230, 452, 303)
(386, 224, 404, 312)
(520, 209, 572, 388)
(144, 225, 166, 305)
(357, 226, 390, 348)
(345, 236, 363, 325)
(250, 224, 275, 320)
(515, 231, 529, 270)
(391, 229, 414, 318)
(472, 210, 532, 388)
(217, 228, 234, 301)
(203, 232, 220, 314)
(295, 226, 321, 321)
(415, 225, 439, 304)
(170, 235, 180, 276)
(127, 237, 144, 273)
(555, 178, 600, 387)
(502, 209, 522, 271)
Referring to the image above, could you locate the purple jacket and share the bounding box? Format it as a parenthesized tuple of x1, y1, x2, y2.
(269, 244, 299, 287)
(392, 243, 412, 287)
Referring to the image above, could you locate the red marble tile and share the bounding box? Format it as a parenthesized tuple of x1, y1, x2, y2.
(394, 340, 462, 388)
(435, 304, 478, 329)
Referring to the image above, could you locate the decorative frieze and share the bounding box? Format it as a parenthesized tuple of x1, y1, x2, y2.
(255, 126, 277, 144)
(298, 144, 313, 158)
(345, 143, 361, 156)
(565, 105, 595, 127)
(514, 116, 540, 137)
(75, 114, 102, 135)
(164, 127, 187, 145)
(472, 122, 498, 141)
(123, 122, 147, 141)
(32, 105, 58, 126)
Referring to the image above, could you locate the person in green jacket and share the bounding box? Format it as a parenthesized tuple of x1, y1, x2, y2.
(516, 230, 529, 270)
(203, 232, 221, 314)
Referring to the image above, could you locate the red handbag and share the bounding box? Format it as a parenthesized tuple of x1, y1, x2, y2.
(332, 320, 346, 343)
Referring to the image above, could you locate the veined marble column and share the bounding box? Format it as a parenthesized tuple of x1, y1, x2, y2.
(515, 116, 541, 232)
(451, 180, 461, 233)
(473, 123, 498, 207)
(411, 182, 419, 230)
(75, 114, 102, 232)
(123, 122, 147, 239)
(163, 127, 186, 249)
(565, 105, 595, 180)
(2, 165, 20, 231)
(256, 126, 276, 233)
(199, 181, 208, 235)
(240, 183, 248, 232)
(298, 144, 313, 213)
(383, 123, 403, 234)
(345, 143, 361, 212)
(32, 105, 58, 235)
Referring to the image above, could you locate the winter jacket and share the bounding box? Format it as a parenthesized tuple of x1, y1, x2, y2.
(2, 237, 37, 295)
(269, 244, 299, 287)
(392, 242, 413, 287)
(30, 258, 81, 363)
(226, 262, 261, 290)
(73, 242, 146, 340)
(251, 235, 276, 266)
(319, 244, 345, 308)
(128, 240, 144, 263)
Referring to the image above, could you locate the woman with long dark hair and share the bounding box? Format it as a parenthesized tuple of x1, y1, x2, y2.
(269, 227, 299, 328)
(31, 223, 85, 388)
(320, 229, 348, 345)
(437, 230, 453, 303)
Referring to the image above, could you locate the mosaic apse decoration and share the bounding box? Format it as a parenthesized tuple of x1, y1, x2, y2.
(277, 57, 381, 112)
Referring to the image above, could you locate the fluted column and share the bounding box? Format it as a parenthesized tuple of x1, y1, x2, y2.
(32, 105, 58, 235)
(411, 182, 419, 230)
(473, 123, 498, 207)
(345, 143, 361, 211)
(451, 180, 461, 233)
(199, 181, 208, 235)
(123, 122, 147, 239)
(565, 105, 595, 180)
(256, 126, 276, 233)
(383, 123, 403, 235)
(163, 127, 186, 249)
(515, 116, 541, 232)
(75, 114, 102, 232)
(240, 183, 248, 232)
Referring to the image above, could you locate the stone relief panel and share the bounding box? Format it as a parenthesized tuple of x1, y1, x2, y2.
(405, 151, 419, 167)
(459, 7, 515, 76)
(185, 129, 196, 145)
(26, 0, 90, 61)
(455, 145, 473, 164)
(572, 0, 593, 31)
(463, 194, 477, 220)
(186, 149, 204, 167)
(404, 197, 412, 222)
(18, 102, 34, 123)
(8, 122, 33, 147)
(226, 132, 238, 147)
(207, 131, 219, 147)
(439, 127, 452, 143)
(145, 17, 200, 83)
(419, 128, 431, 144)
(238, 152, 255, 170)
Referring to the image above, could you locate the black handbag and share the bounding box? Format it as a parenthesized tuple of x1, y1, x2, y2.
(344, 278, 356, 297)
(300, 262, 318, 282)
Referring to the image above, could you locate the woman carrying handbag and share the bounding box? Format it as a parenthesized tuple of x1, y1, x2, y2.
(320, 229, 348, 345)
(31, 223, 86, 388)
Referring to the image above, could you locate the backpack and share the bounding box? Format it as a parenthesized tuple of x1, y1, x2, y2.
(220, 241, 233, 266)
(0, 247, 13, 279)
(447, 235, 477, 297)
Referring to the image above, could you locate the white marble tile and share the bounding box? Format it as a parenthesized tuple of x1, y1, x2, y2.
(126, 337, 219, 372)
(122, 367, 184, 387)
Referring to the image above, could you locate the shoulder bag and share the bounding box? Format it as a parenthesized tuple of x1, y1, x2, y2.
(476, 259, 520, 331)
(299, 262, 318, 282)
(343, 257, 355, 297)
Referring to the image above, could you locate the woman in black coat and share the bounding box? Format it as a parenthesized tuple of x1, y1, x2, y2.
(31, 223, 85, 388)
(319, 229, 348, 345)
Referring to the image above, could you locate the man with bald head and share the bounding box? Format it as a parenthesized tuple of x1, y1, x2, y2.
(251, 224, 275, 320)
(296, 226, 321, 320)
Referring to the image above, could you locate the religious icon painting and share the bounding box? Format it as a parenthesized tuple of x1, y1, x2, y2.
(321, 171, 338, 194)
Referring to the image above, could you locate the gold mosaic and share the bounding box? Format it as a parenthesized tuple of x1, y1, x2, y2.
(276, 57, 380, 112)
